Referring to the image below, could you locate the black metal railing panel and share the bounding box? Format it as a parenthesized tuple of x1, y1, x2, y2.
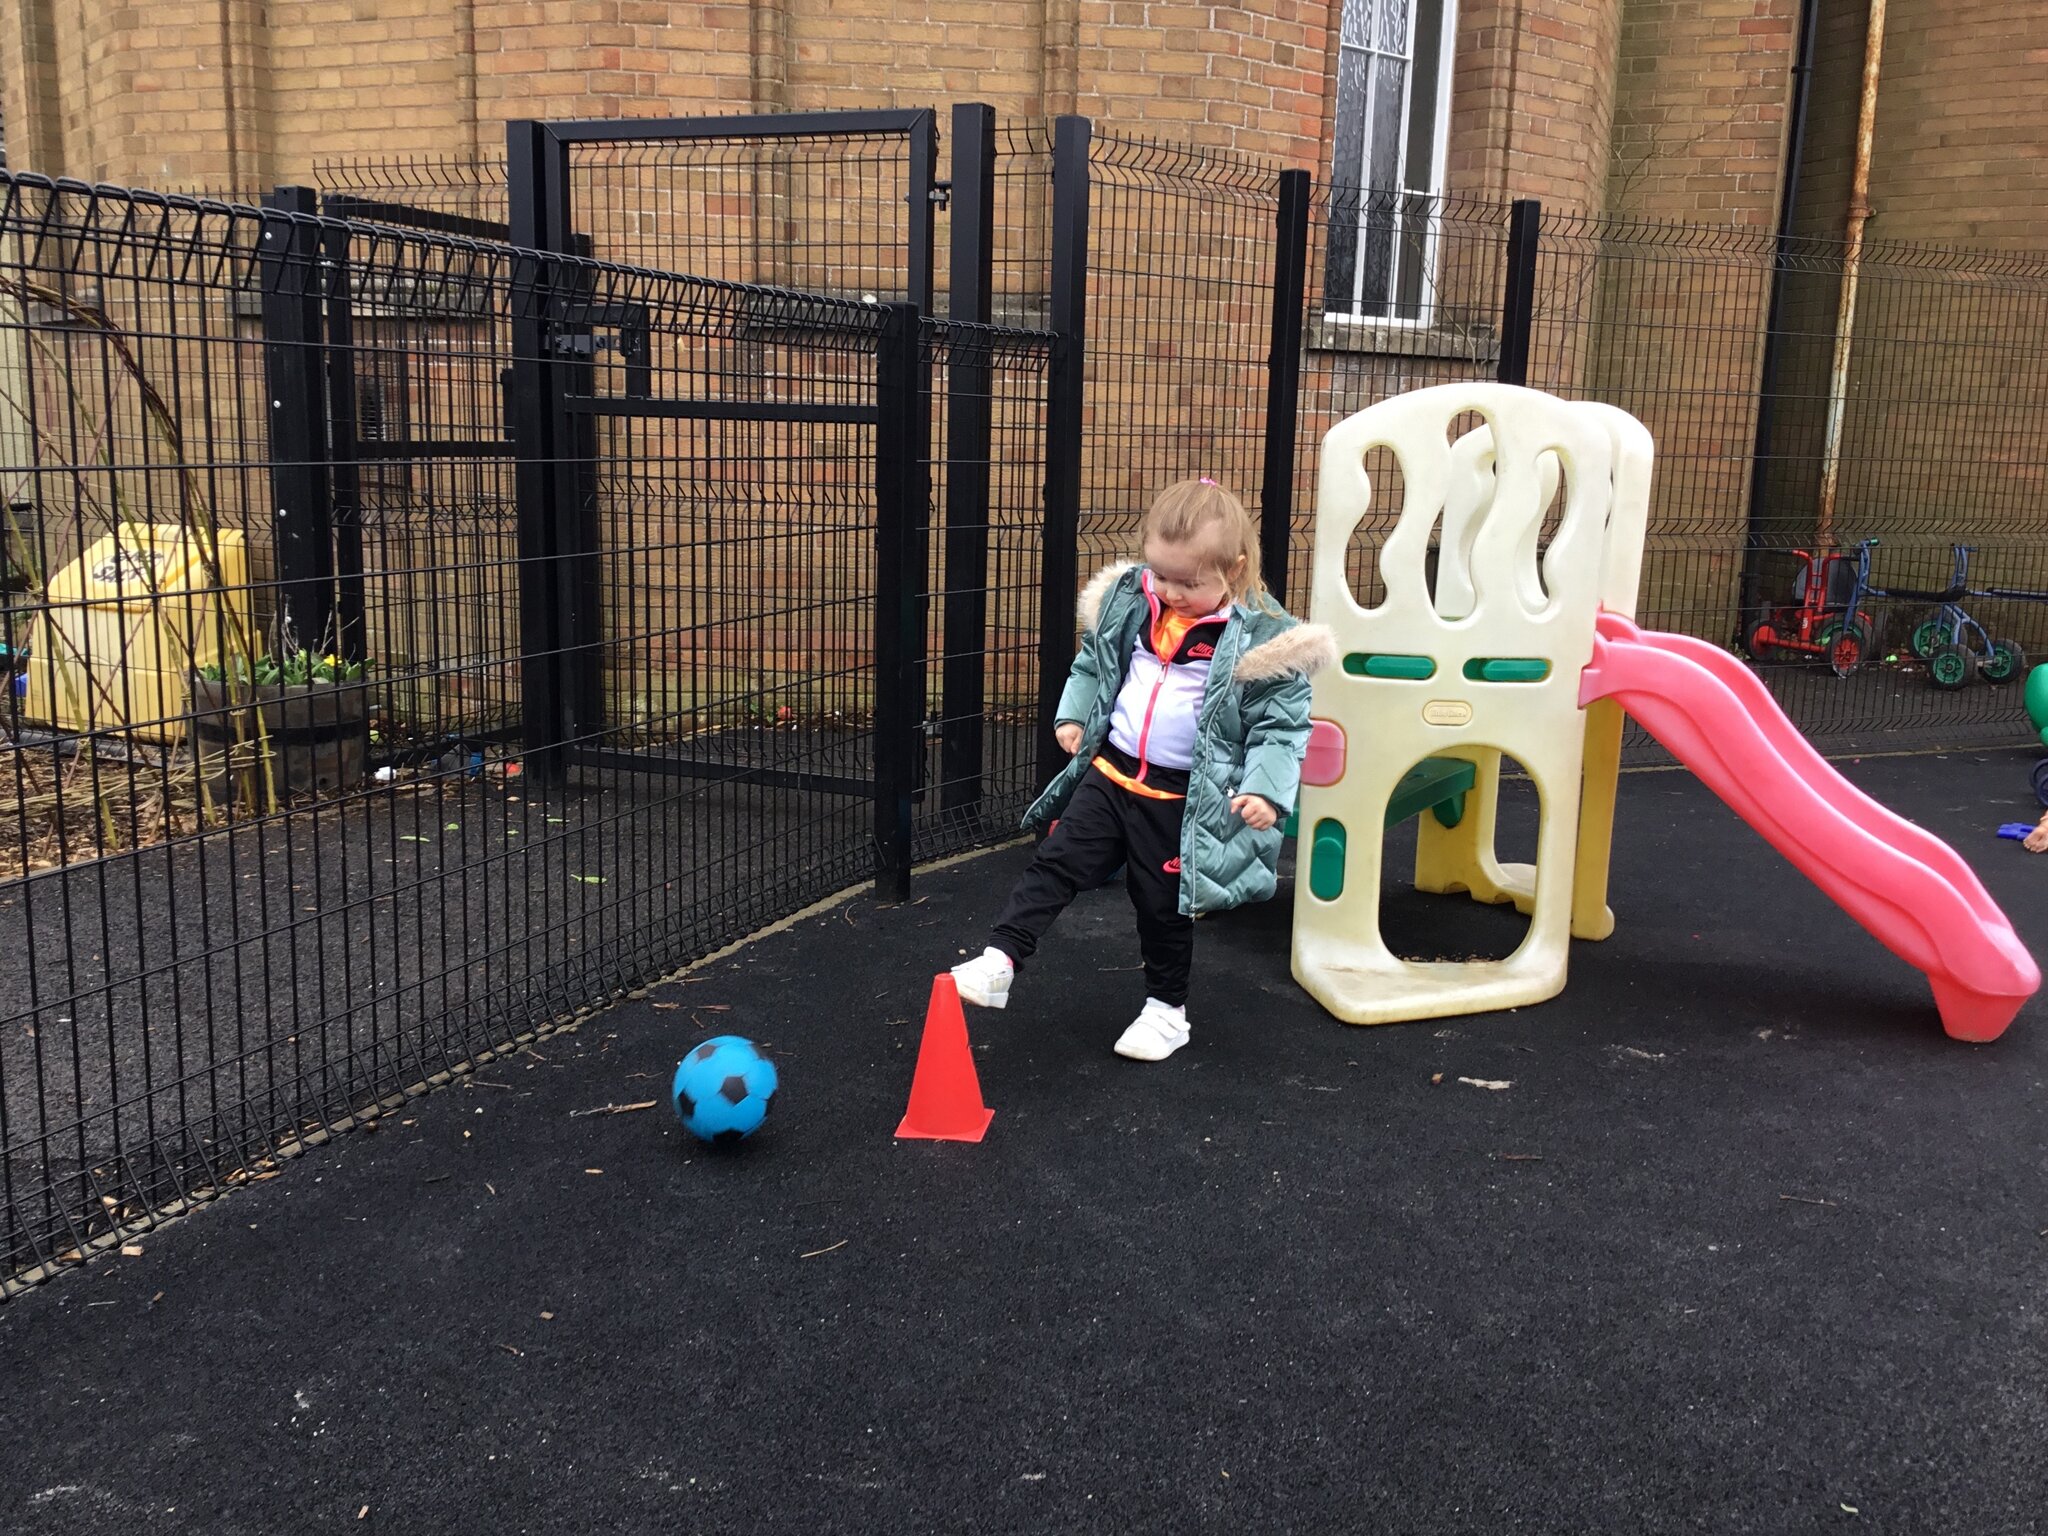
(0, 173, 937, 1293)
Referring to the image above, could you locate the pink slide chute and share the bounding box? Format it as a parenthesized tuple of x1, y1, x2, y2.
(1580, 612, 2039, 1042)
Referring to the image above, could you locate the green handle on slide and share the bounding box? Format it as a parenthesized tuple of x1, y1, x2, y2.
(1345, 652, 1437, 680)
(1309, 818, 1347, 901)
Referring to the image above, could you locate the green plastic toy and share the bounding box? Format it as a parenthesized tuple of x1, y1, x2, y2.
(2025, 664, 2048, 805)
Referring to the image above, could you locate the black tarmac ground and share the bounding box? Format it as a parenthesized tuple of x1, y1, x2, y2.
(2, 750, 2044, 1536)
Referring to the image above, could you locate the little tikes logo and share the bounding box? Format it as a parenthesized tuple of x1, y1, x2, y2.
(1187, 643, 1215, 660)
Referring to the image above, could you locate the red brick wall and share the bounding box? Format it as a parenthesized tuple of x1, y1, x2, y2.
(1076, 0, 1328, 165)
(1768, 0, 2048, 646)
(1860, 0, 2048, 247)
(1608, 0, 1797, 225)
(470, 2, 754, 127)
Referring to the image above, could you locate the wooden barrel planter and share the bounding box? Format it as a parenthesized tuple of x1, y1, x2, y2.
(189, 677, 369, 809)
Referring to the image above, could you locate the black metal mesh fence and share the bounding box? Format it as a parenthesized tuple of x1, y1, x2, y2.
(0, 173, 1035, 1293)
(1059, 142, 2048, 753)
(312, 152, 510, 235)
(11, 108, 2048, 1294)
(917, 320, 1056, 860)
(322, 216, 522, 753)
(562, 131, 922, 302)
(1531, 211, 2048, 749)
(991, 121, 1055, 332)
(551, 270, 893, 936)
(1526, 213, 1774, 746)
(1079, 133, 1281, 574)
(319, 123, 934, 308)
(0, 178, 561, 1287)
(1298, 185, 1513, 608)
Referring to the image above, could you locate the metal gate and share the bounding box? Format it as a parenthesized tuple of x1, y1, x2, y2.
(315, 191, 525, 755)
(505, 112, 941, 894)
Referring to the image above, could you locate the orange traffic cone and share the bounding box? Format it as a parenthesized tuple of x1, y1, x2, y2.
(895, 973, 995, 1142)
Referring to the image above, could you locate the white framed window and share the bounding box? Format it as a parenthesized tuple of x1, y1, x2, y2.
(1327, 0, 1457, 321)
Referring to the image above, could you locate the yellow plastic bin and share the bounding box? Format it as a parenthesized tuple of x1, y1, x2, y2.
(26, 525, 253, 742)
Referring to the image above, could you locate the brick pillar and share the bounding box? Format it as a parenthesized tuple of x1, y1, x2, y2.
(1501, 0, 1626, 212)
(454, 0, 485, 166)
(216, 0, 276, 193)
(473, 3, 753, 122)
(1608, 0, 1796, 224)
(751, 0, 791, 113)
(1, 0, 67, 174)
(1435, 0, 1631, 211)
(10, 0, 275, 191)
(1043, 0, 1081, 118)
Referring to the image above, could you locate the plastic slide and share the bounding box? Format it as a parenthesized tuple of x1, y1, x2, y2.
(1579, 612, 2039, 1041)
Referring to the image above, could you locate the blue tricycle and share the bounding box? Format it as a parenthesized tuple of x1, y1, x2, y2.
(1841, 540, 2025, 689)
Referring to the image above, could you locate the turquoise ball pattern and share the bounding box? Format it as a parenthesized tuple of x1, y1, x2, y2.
(672, 1035, 778, 1145)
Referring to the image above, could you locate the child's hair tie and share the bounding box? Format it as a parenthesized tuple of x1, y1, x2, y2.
(1198, 476, 1217, 486)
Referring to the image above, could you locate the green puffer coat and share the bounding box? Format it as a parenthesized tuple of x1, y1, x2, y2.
(1025, 562, 1338, 916)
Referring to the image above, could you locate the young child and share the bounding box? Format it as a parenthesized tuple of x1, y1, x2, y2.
(949, 478, 1336, 1060)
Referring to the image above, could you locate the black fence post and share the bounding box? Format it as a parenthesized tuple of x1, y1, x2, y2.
(874, 303, 928, 900)
(259, 186, 335, 656)
(1038, 114, 1091, 794)
(1497, 198, 1540, 387)
(317, 209, 367, 667)
(506, 120, 568, 782)
(554, 244, 604, 751)
(907, 110, 939, 316)
(1261, 168, 1311, 610)
(939, 103, 997, 817)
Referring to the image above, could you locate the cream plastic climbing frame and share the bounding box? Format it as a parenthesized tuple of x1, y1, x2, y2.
(1290, 383, 1653, 1025)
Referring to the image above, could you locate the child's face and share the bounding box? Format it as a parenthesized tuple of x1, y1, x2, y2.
(1145, 537, 1242, 619)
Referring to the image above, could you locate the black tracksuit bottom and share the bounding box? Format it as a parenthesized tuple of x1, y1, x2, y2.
(989, 748, 1193, 1007)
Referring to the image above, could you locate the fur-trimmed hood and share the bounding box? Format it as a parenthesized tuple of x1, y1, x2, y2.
(1075, 561, 1337, 682)
(1232, 621, 1341, 682)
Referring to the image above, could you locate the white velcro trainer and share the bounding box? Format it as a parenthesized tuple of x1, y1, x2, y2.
(1113, 998, 1190, 1061)
(950, 947, 1015, 1009)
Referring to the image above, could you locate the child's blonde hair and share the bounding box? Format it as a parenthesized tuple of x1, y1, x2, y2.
(1140, 477, 1283, 613)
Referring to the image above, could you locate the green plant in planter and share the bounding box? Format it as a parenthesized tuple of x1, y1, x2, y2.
(199, 651, 372, 684)
(197, 651, 370, 687)
(190, 651, 378, 819)
(191, 649, 376, 815)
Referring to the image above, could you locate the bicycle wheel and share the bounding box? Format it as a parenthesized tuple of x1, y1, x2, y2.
(1983, 639, 2025, 685)
(1827, 624, 1869, 678)
(1929, 643, 1972, 691)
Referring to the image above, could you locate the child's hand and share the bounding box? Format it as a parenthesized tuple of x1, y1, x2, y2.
(1231, 793, 1279, 831)
(2026, 816, 2048, 853)
(1055, 722, 1084, 755)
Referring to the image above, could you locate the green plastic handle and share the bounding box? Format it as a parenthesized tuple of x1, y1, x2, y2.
(1462, 657, 1551, 683)
(1309, 818, 1347, 901)
(1344, 652, 1437, 681)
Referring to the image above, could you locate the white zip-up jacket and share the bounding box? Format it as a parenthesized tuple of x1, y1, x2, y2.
(1106, 571, 1232, 775)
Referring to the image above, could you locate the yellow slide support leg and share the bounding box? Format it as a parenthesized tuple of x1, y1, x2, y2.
(1569, 697, 1623, 942)
(1409, 700, 1624, 942)
(1412, 746, 1533, 912)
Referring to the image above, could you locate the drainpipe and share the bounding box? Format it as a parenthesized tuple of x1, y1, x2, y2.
(1815, 0, 1888, 546)
(1738, 0, 1821, 624)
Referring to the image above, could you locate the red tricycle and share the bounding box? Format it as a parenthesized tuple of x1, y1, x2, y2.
(1744, 546, 1878, 672)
